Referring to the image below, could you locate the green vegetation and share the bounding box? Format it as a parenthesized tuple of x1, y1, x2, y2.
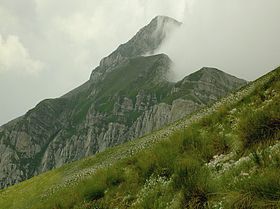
(238, 103, 280, 149)
(0, 67, 279, 208)
(69, 90, 94, 125)
(89, 54, 175, 115)
(95, 55, 172, 107)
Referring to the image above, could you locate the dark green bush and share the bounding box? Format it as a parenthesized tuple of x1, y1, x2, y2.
(180, 125, 228, 161)
(200, 105, 229, 127)
(225, 169, 280, 209)
(238, 107, 280, 149)
(134, 138, 181, 180)
(172, 156, 214, 208)
(78, 166, 124, 202)
(105, 167, 124, 187)
(133, 150, 157, 180)
(82, 180, 106, 201)
(172, 156, 201, 190)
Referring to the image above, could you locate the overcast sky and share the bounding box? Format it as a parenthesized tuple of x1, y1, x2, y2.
(0, 0, 280, 125)
(160, 0, 280, 81)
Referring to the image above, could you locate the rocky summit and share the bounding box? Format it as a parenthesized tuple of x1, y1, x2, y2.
(0, 16, 246, 189)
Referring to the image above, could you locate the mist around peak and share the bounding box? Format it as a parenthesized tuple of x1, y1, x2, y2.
(159, 0, 280, 82)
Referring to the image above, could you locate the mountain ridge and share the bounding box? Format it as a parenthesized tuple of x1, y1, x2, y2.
(63, 16, 180, 99)
(0, 66, 278, 209)
(0, 16, 246, 189)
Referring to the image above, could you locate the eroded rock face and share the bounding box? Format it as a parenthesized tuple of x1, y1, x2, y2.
(0, 16, 247, 189)
(35, 98, 200, 174)
(0, 65, 246, 188)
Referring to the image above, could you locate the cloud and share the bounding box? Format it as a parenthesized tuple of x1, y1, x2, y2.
(0, 34, 44, 74)
(160, 0, 280, 81)
(0, 0, 185, 125)
(1, 0, 280, 125)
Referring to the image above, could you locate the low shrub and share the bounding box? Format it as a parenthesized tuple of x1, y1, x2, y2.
(180, 125, 230, 161)
(134, 138, 182, 181)
(238, 107, 280, 149)
(105, 167, 124, 187)
(78, 166, 124, 203)
(172, 156, 215, 208)
(225, 169, 280, 208)
(81, 177, 106, 201)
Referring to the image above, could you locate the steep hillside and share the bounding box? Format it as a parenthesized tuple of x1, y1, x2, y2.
(0, 67, 278, 209)
(0, 16, 246, 189)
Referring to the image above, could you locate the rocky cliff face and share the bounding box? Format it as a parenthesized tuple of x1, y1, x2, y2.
(0, 16, 246, 189)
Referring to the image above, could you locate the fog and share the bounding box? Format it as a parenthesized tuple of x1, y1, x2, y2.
(1, 0, 280, 125)
(0, 0, 185, 125)
(160, 0, 280, 81)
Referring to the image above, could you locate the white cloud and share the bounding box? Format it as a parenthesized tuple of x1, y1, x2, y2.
(54, 13, 100, 44)
(1, 0, 280, 125)
(0, 5, 18, 32)
(0, 0, 185, 125)
(160, 0, 280, 81)
(138, 0, 186, 21)
(0, 34, 44, 74)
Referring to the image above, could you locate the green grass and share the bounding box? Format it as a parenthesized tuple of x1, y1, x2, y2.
(238, 103, 280, 149)
(0, 67, 279, 209)
(94, 55, 172, 109)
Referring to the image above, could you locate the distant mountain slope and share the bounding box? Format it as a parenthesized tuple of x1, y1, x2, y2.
(0, 16, 246, 189)
(0, 67, 278, 209)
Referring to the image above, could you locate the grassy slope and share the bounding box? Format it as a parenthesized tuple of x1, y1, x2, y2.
(0, 67, 279, 209)
(94, 54, 173, 113)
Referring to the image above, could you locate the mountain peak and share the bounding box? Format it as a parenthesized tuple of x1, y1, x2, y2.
(90, 16, 181, 82)
(186, 67, 245, 81)
(150, 15, 181, 25)
(199, 67, 222, 73)
(181, 67, 247, 91)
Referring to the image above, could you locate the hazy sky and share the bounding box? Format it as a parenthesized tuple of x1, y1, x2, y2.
(0, 0, 280, 125)
(160, 0, 280, 81)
